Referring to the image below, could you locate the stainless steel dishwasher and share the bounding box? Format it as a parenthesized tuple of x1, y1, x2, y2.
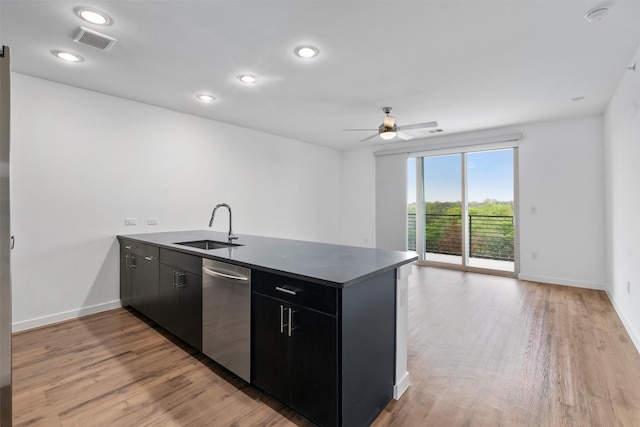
(202, 259, 251, 382)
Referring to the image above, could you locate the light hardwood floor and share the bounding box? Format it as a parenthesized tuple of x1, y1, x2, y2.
(12, 266, 640, 426)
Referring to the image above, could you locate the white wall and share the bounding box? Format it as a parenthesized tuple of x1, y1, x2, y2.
(11, 73, 341, 331)
(375, 153, 408, 251)
(604, 43, 640, 350)
(518, 116, 605, 289)
(340, 146, 377, 248)
(340, 116, 607, 290)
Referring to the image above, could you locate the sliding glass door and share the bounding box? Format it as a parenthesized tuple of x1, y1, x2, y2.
(466, 150, 515, 271)
(409, 148, 517, 274)
(423, 154, 463, 265)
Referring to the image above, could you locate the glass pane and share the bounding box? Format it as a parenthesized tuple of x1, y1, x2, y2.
(423, 154, 462, 264)
(466, 149, 514, 272)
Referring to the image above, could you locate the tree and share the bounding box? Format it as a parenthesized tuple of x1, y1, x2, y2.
(409, 200, 514, 260)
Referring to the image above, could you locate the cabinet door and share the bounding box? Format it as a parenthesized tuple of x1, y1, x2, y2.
(158, 264, 202, 351)
(158, 264, 179, 333)
(131, 254, 159, 320)
(120, 248, 132, 306)
(253, 293, 338, 427)
(177, 270, 202, 350)
(289, 306, 338, 427)
(252, 293, 290, 404)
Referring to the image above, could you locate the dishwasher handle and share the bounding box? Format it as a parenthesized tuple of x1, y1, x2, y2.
(202, 266, 249, 281)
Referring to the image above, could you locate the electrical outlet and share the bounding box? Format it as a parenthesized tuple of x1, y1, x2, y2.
(531, 206, 537, 214)
(125, 218, 137, 226)
(147, 218, 158, 226)
(532, 251, 538, 260)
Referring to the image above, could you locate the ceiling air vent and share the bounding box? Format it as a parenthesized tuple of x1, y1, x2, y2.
(73, 26, 116, 51)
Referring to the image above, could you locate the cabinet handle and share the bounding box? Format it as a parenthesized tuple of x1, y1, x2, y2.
(280, 305, 284, 334)
(275, 286, 297, 296)
(173, 270, 186, 288)
(279, 305, 293, 337)
(144, 256, 157, 261)
(202, 267, 248, 281)
(125, 245, 135, 250)
(129, 255, 137, 269)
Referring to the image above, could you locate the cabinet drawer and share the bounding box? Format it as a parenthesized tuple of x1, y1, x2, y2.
(121, 239, 159, 259)
(253, 270, 337, 315)
(160, 248, 202, 275)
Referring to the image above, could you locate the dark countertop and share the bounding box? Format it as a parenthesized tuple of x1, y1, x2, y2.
(118, 230, 417, 288)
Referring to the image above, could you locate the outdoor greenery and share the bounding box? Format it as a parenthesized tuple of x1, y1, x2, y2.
(408, 200, 514, 260)
(409, 200, 513, 216)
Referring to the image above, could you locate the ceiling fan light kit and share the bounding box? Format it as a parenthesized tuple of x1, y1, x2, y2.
(379, 124, 397, 140)
(343, 106, 437, 142)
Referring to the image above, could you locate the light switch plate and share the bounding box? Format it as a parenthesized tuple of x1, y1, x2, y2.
(125, 218, 137, 226)
(147, 218, 158, 225)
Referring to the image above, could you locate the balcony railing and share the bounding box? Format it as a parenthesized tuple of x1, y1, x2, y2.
(408, 213, 514, 261)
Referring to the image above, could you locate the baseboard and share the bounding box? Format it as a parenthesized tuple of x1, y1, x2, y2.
(393, 371, 410, 400)
(517, 274, 605, 290)
(12, 300, 123, 333)
(606, 291, 640, 355)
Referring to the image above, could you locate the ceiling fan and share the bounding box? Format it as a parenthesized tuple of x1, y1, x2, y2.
(344, 107, 438, 142)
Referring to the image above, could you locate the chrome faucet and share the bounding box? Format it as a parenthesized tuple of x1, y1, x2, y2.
(209, 203, 238, 242)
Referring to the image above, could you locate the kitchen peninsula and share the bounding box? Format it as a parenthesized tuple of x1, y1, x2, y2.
(118, 230, 416, 427)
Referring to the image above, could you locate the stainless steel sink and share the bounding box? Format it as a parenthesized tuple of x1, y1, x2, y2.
(174, 240, 243, 250)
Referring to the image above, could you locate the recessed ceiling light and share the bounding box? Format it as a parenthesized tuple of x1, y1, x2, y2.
(585, 7, 610, 22)
(74, 6, 111, 25)
(238, 74, 257, 84)
(52, 50, 84, 63)
(294, 46, 319, 58)
(196, 94, 216, 102)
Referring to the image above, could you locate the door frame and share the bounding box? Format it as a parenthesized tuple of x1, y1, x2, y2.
(411, 147, 520, 277)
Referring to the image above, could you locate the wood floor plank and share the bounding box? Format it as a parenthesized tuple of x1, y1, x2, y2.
(12, 266, 640, 426)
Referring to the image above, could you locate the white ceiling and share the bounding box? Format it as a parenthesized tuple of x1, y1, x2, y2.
(1, 0, 639, 150)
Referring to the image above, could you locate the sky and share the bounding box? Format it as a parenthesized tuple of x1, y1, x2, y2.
(407, 149, 514, 204)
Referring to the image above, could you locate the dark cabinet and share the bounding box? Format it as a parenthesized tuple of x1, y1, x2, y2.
(119, 240, 202, 351)
(252, 269, 396, 427)
(120, 239, 159, 320)
(253, 293, 337, 426)
(158, 249, 202, 351)
(119, 242, 133, 307)
(118, 236, 399, 427)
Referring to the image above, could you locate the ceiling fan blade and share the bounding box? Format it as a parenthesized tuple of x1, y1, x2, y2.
(398, 121, 438, 131)
(383, 115, 396, 128)
(397, 131, 414, 141)
(343, 128, 378, 131)
(359, 133, 379, 142)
